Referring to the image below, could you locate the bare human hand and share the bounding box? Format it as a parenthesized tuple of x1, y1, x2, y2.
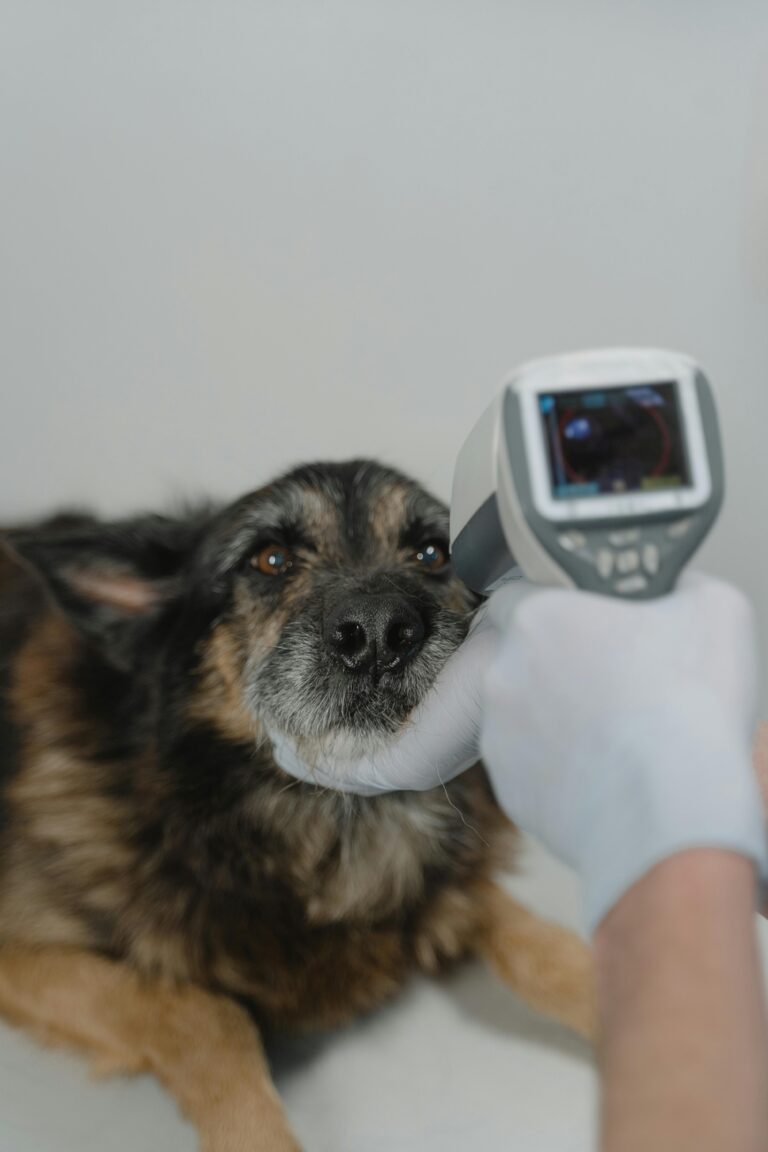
(753, 722, 768, 918)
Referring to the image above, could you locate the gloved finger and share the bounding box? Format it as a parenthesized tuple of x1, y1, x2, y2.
(483, 577, 552, 631)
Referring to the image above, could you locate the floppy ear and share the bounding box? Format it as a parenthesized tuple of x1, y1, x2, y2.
(2, 514, 198, 669)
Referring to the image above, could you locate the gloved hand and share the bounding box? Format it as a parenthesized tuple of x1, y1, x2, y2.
(482, 572, 768, 930)
(266, 603, 499, 795)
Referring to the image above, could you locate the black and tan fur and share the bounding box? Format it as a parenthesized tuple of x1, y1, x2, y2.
(0, 461, 593, 1150)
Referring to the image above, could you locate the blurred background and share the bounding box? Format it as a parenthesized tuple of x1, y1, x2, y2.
(1, 3, 767, 1150)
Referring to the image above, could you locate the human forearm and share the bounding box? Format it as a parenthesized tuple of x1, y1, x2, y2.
(595, 849, 768, 1152)
(753, 722, 768, 842)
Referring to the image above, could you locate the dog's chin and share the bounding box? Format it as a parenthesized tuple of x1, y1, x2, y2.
(286, 722, 401, 768)
(258, 675, 429, 770)
(258, 707, 413, 795)
(285, 692, 417, 745)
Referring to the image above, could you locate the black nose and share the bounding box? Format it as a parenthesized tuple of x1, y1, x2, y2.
(324, 594, 427, 677)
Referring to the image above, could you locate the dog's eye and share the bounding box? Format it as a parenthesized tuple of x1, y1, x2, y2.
(415, 541, 449, 573)
(251, 544, 293, 576)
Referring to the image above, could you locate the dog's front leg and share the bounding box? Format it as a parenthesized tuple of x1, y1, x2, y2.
(0, 944, 301, 1152)
(474, 882, 597, 1042)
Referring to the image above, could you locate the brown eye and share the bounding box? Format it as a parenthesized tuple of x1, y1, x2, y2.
(415, 541, 449, 573)
(251, 543, 293, 576)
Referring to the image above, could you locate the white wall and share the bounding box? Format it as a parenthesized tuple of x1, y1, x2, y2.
(2, 0, 767, 698)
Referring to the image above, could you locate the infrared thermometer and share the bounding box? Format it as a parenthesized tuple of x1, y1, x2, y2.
(450, 349, 724, 598)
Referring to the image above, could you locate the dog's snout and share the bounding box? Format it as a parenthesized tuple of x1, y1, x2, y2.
(324, 594, 426, 677)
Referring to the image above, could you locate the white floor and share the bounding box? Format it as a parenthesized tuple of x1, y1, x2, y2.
(0, 841, 763, 1152)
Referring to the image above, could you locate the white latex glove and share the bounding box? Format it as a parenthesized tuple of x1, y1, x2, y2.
(266, 605, 499, 795)
(482, 572, 768, 931)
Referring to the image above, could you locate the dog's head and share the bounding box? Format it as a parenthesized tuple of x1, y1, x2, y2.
(200, 461, 477, 751)
(7, 461, 477, 769)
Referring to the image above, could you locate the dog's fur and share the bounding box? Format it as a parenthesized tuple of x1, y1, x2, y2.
(0, 460, 594, 1150)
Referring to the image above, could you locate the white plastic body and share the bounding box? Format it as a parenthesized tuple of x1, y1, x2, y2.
(450, 347, 718, 591)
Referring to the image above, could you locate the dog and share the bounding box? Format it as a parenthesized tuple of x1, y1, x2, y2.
(0, 460, 594, 1150)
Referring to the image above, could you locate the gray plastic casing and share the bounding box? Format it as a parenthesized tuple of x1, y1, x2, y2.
(450, 362, 724, 599)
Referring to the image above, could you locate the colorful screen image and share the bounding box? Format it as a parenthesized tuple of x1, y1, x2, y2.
(538, 382, 691, 500)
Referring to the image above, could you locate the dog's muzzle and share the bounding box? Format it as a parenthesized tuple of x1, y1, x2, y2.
(323, 592, 427, 679)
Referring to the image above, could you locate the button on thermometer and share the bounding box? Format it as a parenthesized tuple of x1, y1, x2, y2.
(450, 349, 724, 598)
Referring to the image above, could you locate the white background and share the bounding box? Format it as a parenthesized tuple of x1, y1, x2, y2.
(1, 3, 768, 1149)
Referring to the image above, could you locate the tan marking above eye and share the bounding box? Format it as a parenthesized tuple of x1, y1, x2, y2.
(251, 544, 293, 576)
(414, 542, 449, 572)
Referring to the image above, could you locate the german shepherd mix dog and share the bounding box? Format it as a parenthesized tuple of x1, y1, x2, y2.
(0, 461, 593, 1150)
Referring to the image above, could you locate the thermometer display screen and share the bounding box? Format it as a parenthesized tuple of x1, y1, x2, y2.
(539, 382, 691, 500)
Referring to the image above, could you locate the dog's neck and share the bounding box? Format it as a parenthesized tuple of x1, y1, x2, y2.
(156, 715, 491, 925)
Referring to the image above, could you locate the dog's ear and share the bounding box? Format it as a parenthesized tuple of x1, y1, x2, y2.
(2, 513, 202, 669)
